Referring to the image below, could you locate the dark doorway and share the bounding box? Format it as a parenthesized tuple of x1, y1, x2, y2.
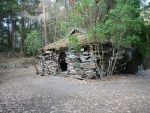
(58, 52, 67, 71)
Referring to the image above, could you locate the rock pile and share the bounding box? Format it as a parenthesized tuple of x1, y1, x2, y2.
(65, 51, 96, 79)
(38, 50, 97, 79)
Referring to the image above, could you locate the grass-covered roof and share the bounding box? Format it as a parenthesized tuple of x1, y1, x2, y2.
(40, 34, 96, 51)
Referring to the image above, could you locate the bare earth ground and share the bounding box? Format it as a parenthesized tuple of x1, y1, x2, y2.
(0, 57, 150, 113)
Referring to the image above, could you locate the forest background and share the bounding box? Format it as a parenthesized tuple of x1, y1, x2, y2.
(0, 0, 150, 69)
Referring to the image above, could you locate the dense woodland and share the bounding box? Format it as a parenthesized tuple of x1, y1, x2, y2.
(0, 0, 150, 70)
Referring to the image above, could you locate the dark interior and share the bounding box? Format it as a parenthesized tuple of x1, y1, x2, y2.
(58, 52, 67, 71)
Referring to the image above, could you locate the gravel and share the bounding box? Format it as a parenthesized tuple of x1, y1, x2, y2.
(0, 67, 150, 113)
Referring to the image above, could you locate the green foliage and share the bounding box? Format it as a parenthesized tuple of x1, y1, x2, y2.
(140, 24, 150, 68)
(68, 0, 95, 28)
(68, 35, 81, 52)
(95, 0, 142, 48)
(83, 0, 143, 75)
(69, 0, 143, 52)
(55, 21, 68, 40)
(74, 62, 81, 67)
(25, 30, 44, 56)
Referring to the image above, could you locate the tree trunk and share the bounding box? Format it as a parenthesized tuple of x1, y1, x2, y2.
(53, 8, 59, 42)
(11, 15, 15, 52)
(42, 0, 48, 46)
(64, 0, 67, 21)
(2, 25, 4, 48)
(21, 17, 25, 53)
(7, 17, 11, 48)
(0, 18, 3, 48)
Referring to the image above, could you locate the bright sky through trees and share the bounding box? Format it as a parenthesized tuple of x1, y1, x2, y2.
(141, 0, 150, 5)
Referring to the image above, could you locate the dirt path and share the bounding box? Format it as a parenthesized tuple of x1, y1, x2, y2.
(0, 67, 150, 113)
